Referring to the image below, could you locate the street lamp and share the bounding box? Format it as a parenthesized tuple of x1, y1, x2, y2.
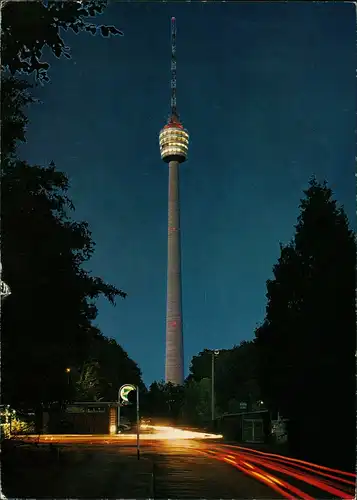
(211, 350, 220, 423)
(65, 367, 71, 385)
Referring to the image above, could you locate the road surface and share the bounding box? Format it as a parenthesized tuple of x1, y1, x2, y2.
(3, 432, 355, 499)
(148, 439, 283, 499)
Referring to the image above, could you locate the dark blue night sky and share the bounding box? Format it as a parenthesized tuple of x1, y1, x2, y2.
(20, 2, 356, 385)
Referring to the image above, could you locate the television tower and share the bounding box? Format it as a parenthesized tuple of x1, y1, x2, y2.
(159, 17, 189, 385)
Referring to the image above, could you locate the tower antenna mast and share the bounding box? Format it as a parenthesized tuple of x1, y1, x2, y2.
(170, 17, 178, 120)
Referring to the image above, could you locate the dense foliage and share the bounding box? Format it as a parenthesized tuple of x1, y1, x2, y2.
(1, 0, 123, 159)
(80, 334, 145, 401)
(145, 342, 262, 427)
(255, 178, 355, 471)
(1, 159, 128, 408)
(0, 1, 143, 411)
(143, 381, 185, 424)
(1, 0, 123, 82)
(1, 76, 36, 160)
(187, 343, 261, 417)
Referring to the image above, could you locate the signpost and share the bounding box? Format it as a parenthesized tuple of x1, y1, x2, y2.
(136, 387, 140, 460)
(120, 384, 136, 403)
(118, 384, 135, 431)
(118, 384, 140, 460)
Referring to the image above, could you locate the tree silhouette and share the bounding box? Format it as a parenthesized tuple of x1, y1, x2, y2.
(1, 1, 123, 82)
(188, 343, 261, 416)
(144, 381, 184, 424)
(75, 361, 104, 402)
(181, 378, 211, 427)
(86, 335, 144, 401)
(0, 76, 37, 161)
(255, 177, 355, 471)
(1, 159, 127, 409)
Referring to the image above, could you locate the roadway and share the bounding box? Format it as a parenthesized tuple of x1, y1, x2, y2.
(11, 426, 356, 499)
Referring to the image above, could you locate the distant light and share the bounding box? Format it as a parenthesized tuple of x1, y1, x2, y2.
(65, 368, 71, 373)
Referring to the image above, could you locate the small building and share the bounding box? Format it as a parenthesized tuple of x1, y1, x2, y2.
(47, 402, 119, 435)
(216, 410, 269, 443)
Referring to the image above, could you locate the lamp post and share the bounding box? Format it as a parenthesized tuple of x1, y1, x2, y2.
(211, 350, 220, 423)
(65, 367, 71, 385)
(117, 388, 121, 433)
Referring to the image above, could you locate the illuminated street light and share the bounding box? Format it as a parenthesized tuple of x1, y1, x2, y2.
(65, 367, 71, 385)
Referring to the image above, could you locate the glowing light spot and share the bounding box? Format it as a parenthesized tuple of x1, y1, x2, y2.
(242, 461, 255, 469)
(16, 426, 224, 443)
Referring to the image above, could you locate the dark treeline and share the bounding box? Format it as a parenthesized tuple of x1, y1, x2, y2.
(1, 1, 142, 414)
(146, 179, 356, 472)
(254, 179, 355, 472)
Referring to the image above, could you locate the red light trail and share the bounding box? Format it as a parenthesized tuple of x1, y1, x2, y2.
(201, 444, 355, 500)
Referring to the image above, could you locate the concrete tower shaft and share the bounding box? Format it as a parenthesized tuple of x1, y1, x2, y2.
(165, 159, 184, 384)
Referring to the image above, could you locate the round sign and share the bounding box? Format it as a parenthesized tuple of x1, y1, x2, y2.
(120, 384, 136, 403)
